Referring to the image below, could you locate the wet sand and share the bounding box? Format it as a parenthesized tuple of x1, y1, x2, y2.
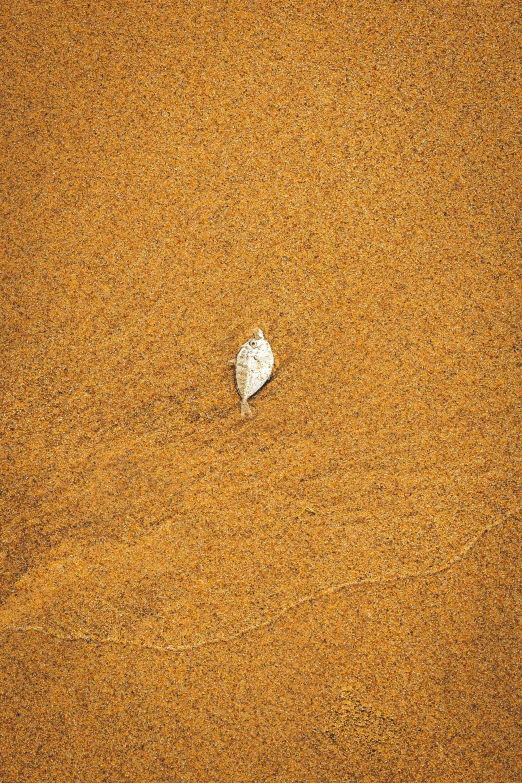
(1, 1, 521, 780)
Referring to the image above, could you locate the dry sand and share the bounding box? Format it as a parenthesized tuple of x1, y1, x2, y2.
(1, 1, 521, 780)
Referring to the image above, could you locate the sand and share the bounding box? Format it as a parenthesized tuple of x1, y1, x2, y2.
(1, 1, 521, 780)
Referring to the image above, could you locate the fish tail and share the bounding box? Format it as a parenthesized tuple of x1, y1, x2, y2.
(241, 398, 253, 418)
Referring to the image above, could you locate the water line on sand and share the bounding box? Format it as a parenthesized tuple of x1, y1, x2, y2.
(0, 515, 517, 655)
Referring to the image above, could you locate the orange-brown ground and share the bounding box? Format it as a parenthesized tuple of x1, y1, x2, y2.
(1, 2, 521, 781)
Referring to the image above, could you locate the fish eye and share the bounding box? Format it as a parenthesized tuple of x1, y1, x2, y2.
(249, 340, 257, 347)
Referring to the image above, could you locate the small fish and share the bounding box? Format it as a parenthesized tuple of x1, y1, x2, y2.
(231, 328, 274, 418)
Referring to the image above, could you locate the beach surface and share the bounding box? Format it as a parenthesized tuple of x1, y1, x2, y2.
(1, 1, 521, 780)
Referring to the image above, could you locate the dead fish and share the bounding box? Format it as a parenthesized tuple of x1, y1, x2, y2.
(231, 328, 274, 418)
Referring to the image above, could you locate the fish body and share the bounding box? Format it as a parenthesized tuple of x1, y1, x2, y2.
(233, 329, 274, 417)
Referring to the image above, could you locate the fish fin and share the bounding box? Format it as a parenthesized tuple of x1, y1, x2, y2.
(241, 399, 253, 418)
(228, 359, 236, 365)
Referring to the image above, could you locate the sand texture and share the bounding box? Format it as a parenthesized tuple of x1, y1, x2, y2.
(1, 1, 521, 781)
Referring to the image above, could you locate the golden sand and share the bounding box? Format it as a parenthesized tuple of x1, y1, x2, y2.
(1, 1, 521, 780)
